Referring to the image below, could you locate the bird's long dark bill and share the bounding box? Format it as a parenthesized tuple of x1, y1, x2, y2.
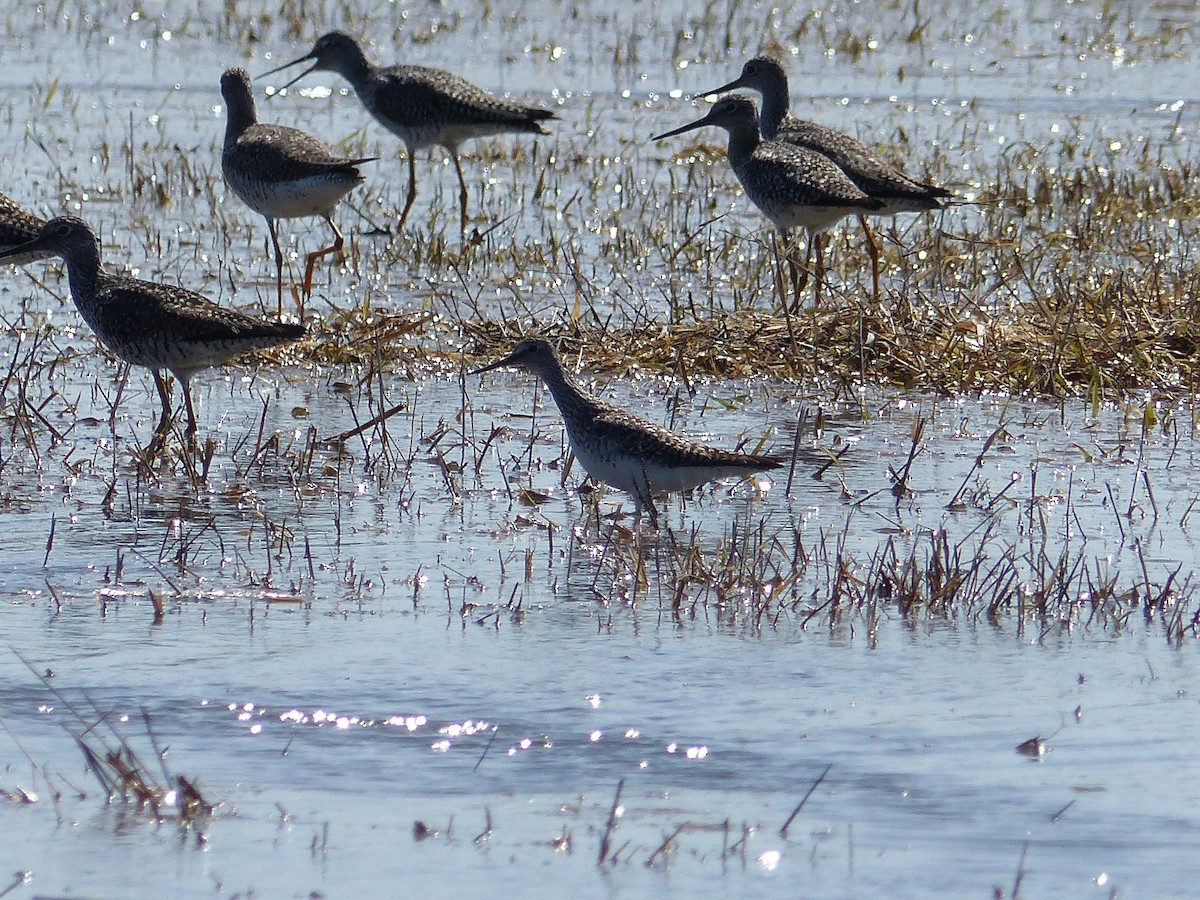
(0, 235, 46, 262)
(258, 54, 318, 91)
(468, 352, 520, 376)
(695, 77, 743, 99)
(650, 117, 709, 142)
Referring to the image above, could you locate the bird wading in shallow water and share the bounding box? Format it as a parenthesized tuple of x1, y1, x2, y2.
(701, 56, 952, 300)
(0, 216, 305, 454)
(653, 94, 883, 308)
(471, 337, 784, 525)
(220, 67, 375, 317)
(262, 31, 556, 237)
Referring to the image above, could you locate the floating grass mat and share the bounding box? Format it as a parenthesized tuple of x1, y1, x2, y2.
(15, 272, 1200, 401)
(453, 285, 1200, 398)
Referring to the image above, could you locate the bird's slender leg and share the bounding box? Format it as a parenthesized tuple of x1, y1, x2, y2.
(147, 370, 174, 458)
(303, 215, 345, 302)
(773, 232, 800, 347)
(632, 466, 659, 530)
(631, 495, 659, 530)
(859, 214, 881, 301)
(180, 377, 198, 450)
(787, 231, 812, 313)
(813, 232, 826, 307)
(451, 150, 469, 237)
(771, 232, 787, 310)
(266, 217, 285, 317)
(643, 493, 659, 530)
(397, 152, 418, 230)
(790, 232, 807, 307)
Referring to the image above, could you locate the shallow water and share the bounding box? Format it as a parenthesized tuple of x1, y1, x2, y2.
(3, 371, 1198, 897)
(3, 1, 1200, 897)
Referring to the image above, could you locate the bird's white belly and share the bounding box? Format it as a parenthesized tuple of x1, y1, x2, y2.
(229, 173, 356, 219)
(570, 439, 738, 499)
(874, 198, 928, 217)
(760, 201, 854, 234)
(388, 122, 520, 151)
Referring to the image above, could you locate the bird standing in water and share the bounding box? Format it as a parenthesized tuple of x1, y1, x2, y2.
(654, 95, 882, 307)
(0, 216, 305, 454)
(472, 337, 783, 524)
(220, 67, 375, 316)
(263, 31, 556, 236)
(700, 56, 952, 299)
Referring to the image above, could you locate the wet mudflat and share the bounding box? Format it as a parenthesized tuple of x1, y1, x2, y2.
(2, 1, 1199, 897)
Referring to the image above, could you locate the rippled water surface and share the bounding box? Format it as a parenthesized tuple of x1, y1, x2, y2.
(2, 1, 1199, 897)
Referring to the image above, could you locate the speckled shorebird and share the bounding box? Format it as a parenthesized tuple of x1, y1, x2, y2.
(0, 216, 305, 452)
(471, 337, 784, 524)
(701, 56, 952, 298)
(220, 67, 375, 316)
(0, 192, 51, 264)
(652, 94, 883, 307)
(262, 31, 556, 235)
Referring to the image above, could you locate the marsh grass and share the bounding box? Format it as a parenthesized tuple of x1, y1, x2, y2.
(558, 512, 1198, 646)
(11, 651, 216, 832)
(224, 113, 1199, 402)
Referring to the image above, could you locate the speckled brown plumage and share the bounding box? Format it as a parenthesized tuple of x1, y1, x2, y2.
(654, 95, 882, 234)
(221, 67, 374, 313)
(472, 337, 783, 522)
(263, 30, 556, 233)
(0, 192, 50, 264)
(703, 56, 951, 213)
(0, 216, 304, 447)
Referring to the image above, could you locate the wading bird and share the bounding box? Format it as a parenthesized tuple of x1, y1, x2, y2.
(472, 337, 783, 524)
(701, 56, 952, 298)
(221, 67, 375, 316)
(0, 216, 305, 454)
(263, 31, 555, 236)
(653, 94, 882, 307)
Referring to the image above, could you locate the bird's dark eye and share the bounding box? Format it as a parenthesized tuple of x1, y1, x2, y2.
(56, 223, 71, 236)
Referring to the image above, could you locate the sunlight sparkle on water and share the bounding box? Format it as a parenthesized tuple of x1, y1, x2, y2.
(507, 736, 537, 756)
(758, 850, 782, 871)
(441, 720, 488, 737)
(384, 715, 427, 731)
